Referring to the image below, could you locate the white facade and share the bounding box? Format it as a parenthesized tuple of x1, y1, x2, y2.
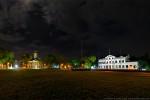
(28, 60, 40, 69)
(28, 51, 41, 69)
(98, 55, 139, 70)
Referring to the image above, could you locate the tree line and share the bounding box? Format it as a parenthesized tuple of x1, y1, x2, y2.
(130, 53, 150, 70)
(0, 47, 150, 70)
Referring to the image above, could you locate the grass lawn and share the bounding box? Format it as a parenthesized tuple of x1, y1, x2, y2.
(0, 69, 150, 100)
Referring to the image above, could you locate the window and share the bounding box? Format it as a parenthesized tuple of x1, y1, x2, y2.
(126, 65, 128, 68)
(116, 65, 118, 68)
(122, 60, 124, 63)
(119, 65, 121, 68)
(109, 65, 111, 68)
(115, 61, 117, 63)
(134, 65, 136, 68)
(122, 65, 124, 68)
(106, 66, 108, 69)
(112, 65, 114, 69)
(119, 60, 121, 63)
(109, 61, 111, 64)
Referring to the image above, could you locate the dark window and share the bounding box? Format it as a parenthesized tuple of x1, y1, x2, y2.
(134, 65, 136, 68)
(116, 65, 118, 68)
(119, 60, 121, 63)
(119, 65, 121, 68)
(106, 66, 108, 69)
(122, 60, 124, 63)
(115, 61, 117, 63)
(126, 65, 128, 68)
(122, 65, 124, 68)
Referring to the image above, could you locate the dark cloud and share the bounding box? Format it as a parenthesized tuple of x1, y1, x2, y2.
(0, 0, 150, 59)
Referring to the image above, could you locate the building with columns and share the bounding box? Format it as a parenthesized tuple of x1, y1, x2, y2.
(28, 51, 41, 69)
(98, 55, 139, 70)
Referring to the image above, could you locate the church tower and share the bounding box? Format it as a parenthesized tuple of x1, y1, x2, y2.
(33, 51, 38, 59)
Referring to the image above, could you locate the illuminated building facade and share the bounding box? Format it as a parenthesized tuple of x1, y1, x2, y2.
(28, 51, 41, 69)
(98, 55, 139, 70)
(0, 62, 4, 69)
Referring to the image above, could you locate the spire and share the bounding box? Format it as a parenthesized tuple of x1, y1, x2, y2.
(33, 51, 38, 59)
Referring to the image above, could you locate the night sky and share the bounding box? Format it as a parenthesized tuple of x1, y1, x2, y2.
(0, 0, 150, 59)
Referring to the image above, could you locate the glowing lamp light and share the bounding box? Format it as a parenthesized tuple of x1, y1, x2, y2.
(64, 66, 67, 69)
(60, 63, 64, 67)
(91, 65, 96, 69)
(81, 64, 84, 67)
(15, 64, 18, 68)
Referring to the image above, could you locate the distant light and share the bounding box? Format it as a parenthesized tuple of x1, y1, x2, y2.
(91, 65, 96, 69)
(15, 64, 18, 68)
(91, 66, 95, 69)
(8, 65, 13, 69)
(142, 68, 146, 71)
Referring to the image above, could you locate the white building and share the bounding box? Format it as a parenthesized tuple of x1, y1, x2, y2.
(28, 51, 41, 69)
(98, 55, 139, 70)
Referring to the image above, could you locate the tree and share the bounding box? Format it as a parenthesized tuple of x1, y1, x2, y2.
(71, 59, 80, 68)
(138, 53, 150, 70)
(138, 60, 150, 70)
(38, 58, 44, 68)
(54, 55, 64, 66)
(44, 54, 64, 68)
(44, 55, 55, 68)
(83, 56, 96, 69)
(19, 53, 30, 68)
(0, 48, 14, 69)
(0, 48, 14, 63)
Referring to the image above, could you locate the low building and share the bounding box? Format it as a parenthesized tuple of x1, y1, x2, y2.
(98, 55, 139, 70)
(0, 62, 4, 69)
